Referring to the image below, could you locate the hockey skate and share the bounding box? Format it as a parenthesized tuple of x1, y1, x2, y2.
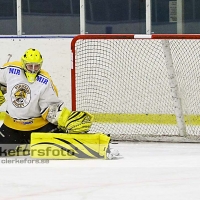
(106, 145, 122, 160)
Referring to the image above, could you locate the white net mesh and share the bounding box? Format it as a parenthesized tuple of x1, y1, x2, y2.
(72, 36, 200, 142)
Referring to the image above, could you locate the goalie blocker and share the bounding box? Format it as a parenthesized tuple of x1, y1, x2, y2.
(30, 132, 112, 159)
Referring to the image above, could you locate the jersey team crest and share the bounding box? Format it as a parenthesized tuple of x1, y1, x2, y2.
(11, 83, 31, 108)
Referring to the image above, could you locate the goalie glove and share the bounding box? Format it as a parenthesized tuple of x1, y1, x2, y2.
(46, 104, 94, 133)
(57, 108, 94, 133)
(0, 90, 5, 106)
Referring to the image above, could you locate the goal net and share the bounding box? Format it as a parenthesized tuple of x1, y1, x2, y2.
(71, 34, 200, 142)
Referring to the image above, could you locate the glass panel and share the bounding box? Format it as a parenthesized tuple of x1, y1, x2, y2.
(131, 0, 146, 33)
(90, 0, 108, 21)
(22, 0, 29, 13)
(29, 0, 71, 14)
(90, 0, 129, 21)
(0, 0, 15, 17)
(86, 0, 146, 34)
(152, 0, 200, 34)
(0, 0, 16, 34)
(194, 0, 200, 19)
(131, 0, 145, 20)
(85, 0, 91, 21)
(72, 0, 80, 14)
(152, 0, 175, 33)
(107, 0, 129, 21)
(1, 0, 200, 35)
(22, 0, 80, 34)
(184, 0, 193, 21)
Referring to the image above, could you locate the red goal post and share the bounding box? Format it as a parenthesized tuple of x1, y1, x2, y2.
(71, 34, 200, 142)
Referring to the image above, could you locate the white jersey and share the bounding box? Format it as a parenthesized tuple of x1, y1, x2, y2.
(0, 61, 63, 131)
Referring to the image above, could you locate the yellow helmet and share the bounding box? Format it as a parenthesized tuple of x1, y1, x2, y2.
(21, 48, 43, 83)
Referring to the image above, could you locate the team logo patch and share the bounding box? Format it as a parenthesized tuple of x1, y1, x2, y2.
(11, 83, 31, 108)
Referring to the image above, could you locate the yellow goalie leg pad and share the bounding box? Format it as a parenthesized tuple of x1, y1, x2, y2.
(30, 132, 110, 159)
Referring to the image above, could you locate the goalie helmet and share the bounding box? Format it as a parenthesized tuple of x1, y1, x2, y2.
(21, 48, 43, 83)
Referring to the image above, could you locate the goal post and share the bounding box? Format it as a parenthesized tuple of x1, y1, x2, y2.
(71, 34, 200, 142)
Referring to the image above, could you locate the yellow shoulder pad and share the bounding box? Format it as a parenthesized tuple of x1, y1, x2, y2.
(2, 61, 22, 69)
(39, 69, 51, 79)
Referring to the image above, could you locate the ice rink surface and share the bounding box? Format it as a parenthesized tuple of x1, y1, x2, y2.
(1, 142, 200, 200)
